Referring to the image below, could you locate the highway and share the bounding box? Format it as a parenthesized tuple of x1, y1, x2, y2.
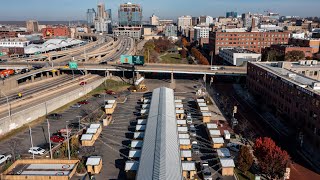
(0, 74, 81, 105)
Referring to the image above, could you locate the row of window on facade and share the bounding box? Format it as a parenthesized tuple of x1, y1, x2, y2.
(216, 33, 289, 38)
(217, 41, 287, 45)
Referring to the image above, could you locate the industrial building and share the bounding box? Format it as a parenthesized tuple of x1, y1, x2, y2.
(219, 48, 262, 66)
(41, 26, 71, 38)
(247, 61, 320, 155)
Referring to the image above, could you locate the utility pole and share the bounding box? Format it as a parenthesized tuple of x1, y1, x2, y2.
(45, 102, 52, 159)
(66, 124, 71, 160)
(29, 126, 34, 159)
(76, 116, 82, 132)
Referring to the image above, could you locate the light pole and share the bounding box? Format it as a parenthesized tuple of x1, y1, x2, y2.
(45, 102, 53, 159)
(29, 126, 34, 159)
(66, 122, 71, 160)
(76, 116, 82, 132)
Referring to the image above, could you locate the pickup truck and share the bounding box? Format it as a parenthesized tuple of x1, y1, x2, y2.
(0, 154, 12, 164)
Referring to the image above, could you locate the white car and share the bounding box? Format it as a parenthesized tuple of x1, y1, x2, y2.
(0, 154, 12, 164)
(28, 147, 45, 155)
(189, 125, 197, 137)
(186, 113, 192, 124)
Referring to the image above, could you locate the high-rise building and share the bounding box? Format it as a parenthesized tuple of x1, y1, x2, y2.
(193, 26, 210, 41)
(178, 15, 192, 32)
(199, 16, 207, 24)
(86, 8, 96, 26)
(205, 16, 213, 26)
(192, 17, 199, 26)
(226, 11, 238, 18)
(118, 2, 142, 26)
(164, 25, 177, 37)
(26, 20, 39, 32)
(94, 2, 112, 33)
(150, 14, 159, 26)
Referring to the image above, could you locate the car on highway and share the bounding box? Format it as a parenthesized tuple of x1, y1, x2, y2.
(71, 104, 81, 108)
(28, 147, 45, 155)
(50, 135, 65, 143)
(47, 113, 62, 119)
(99, 61, 107, 65)
(20, 68, 30, 74)
(79, 81, 87, 86)
(0, 59, 8, 63)
(106, 90, 116, 95)
(78, 100, 89, 104)
(0, 154, 12, 164)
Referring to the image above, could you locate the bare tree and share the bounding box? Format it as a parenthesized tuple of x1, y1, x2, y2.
(7, 139, 21, 161)
(237, 119, 250, 135)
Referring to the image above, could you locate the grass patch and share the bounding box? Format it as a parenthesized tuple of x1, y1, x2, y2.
(235, 168, 256, 180)
(88, 79, 130, 95)
(160, 53, 186, 64)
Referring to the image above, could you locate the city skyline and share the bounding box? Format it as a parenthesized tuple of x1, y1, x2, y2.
(0, 0, 319, 21)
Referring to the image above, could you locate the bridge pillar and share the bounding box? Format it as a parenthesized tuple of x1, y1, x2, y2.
(40, 72, 44, 80)
(90, 37, 93, 41)
(84, 70, 88, 75)
(136, 72, 141, 79)
(171, 72, 174, 83)
(98, 55, 101, 60)
(31, 75, 35, 82)
(46, 71, 50, 78)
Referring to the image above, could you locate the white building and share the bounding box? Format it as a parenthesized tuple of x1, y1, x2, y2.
(291, 32, 305, 39)
(0, 38, 30, 48)
(219, 48, 261, 66)
(193, 26, 210, 41)
(178, 15, 192, 32)
(205, 16, 214, 26)
(150, 14, 159, 26)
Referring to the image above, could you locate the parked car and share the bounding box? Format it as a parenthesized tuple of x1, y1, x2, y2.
(93, 94, 102, 98)
(78, 100, 89, 104)
(202, 161, 212, 180)
(192, 141, 200, 154)
(186, 113, 192, 124)
(50, 135, 65, 143)
(227, 142, 241, 152)
(0, 154, 12, 164)
(47, 113, 62, 119)
(189, 124, 197, 137)
(71, 104, 81, 108)
(79, 81, 87, 86)
(28, 147, 45, 155)
(106, 90, 116, 95)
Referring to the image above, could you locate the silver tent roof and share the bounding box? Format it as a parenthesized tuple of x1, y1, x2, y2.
(136, 87, 182, 180)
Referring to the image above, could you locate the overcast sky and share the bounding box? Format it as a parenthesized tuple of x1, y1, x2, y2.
(0, 0, 319, 21)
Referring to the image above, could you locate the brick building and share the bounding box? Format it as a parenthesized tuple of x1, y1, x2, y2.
(0, 30, 30, 39)
(209, 31, 290, 56)
(269, 44, 313, 58)
(41, 27, 70, 38)
(289, 38, 320, 54)
(247, 61, 320, 152)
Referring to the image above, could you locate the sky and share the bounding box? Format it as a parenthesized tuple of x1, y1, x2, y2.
(0, 0, 319, 21)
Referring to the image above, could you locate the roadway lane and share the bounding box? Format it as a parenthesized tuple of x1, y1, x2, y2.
(0, 74, 81, 105)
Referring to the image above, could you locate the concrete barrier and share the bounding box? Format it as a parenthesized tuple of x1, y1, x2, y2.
(0, 77, 106, 136)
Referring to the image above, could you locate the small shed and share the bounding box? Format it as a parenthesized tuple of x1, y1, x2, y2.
(175, 99, 182, 104)
(137, 119, 147, 125)
(133, 132, 145, 139)
(81, 134, 94, 146)
(175, 103, 184, 110)
(141, 104, 150, 109)
(90, 124, 102, 132)
(209, 129, 221, 137)
(125, 161, 139, 180)
(179, 138, 191, 150)
(129, 150, 141, 159)
(220, 158, 235, 176)
(217, 148, 231, 158)
(196, 99, 205, 103)
(86, 156, 102, 174)
(178, 126, 188, 133)
(200, 106, 209, 112)
(198, 102, 207, 107)
(105, 102, 117, 115)
(103, 116, 112, 126)
(177, 120, 187, 126)
(140, 109, 149, 115)
(182, 161, 196, 180)
(212, 137, 225, 149)
(179, 133, 190, 139)
(131, 140, 143, 149)
(180, 150, 192, 161)
(224, 130, 230, 140)
(135, 125, 146, 131)
(202, 112, 212, 123)
(176, 109, 185, 119)
(206, 123, 218, 129)
(143, 99, 150, 104)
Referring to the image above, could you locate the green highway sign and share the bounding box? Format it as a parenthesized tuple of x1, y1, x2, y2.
(0, 52, 3, 56)
(35, 51, 41, 55)
(69, 62, 78, 69)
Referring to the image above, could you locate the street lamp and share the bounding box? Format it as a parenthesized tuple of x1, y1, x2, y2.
(66, 121, 71, 160)
(76, 116, 82, 132)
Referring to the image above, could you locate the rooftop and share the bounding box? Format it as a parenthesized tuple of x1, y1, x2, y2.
(136, 87, 182, 180)
(86, 156, 101, 166)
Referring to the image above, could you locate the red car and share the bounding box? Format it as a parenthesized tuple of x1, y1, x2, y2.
(50, 135, 65, 143)
(78, 100, 89, 104)
(106, 90, 116, 95)
(79, 81, 87, 86)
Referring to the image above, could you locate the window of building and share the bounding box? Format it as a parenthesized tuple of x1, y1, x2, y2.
(314, 71, 318, 76)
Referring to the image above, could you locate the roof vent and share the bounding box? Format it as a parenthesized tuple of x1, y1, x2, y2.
(288, 73, 296, 79)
